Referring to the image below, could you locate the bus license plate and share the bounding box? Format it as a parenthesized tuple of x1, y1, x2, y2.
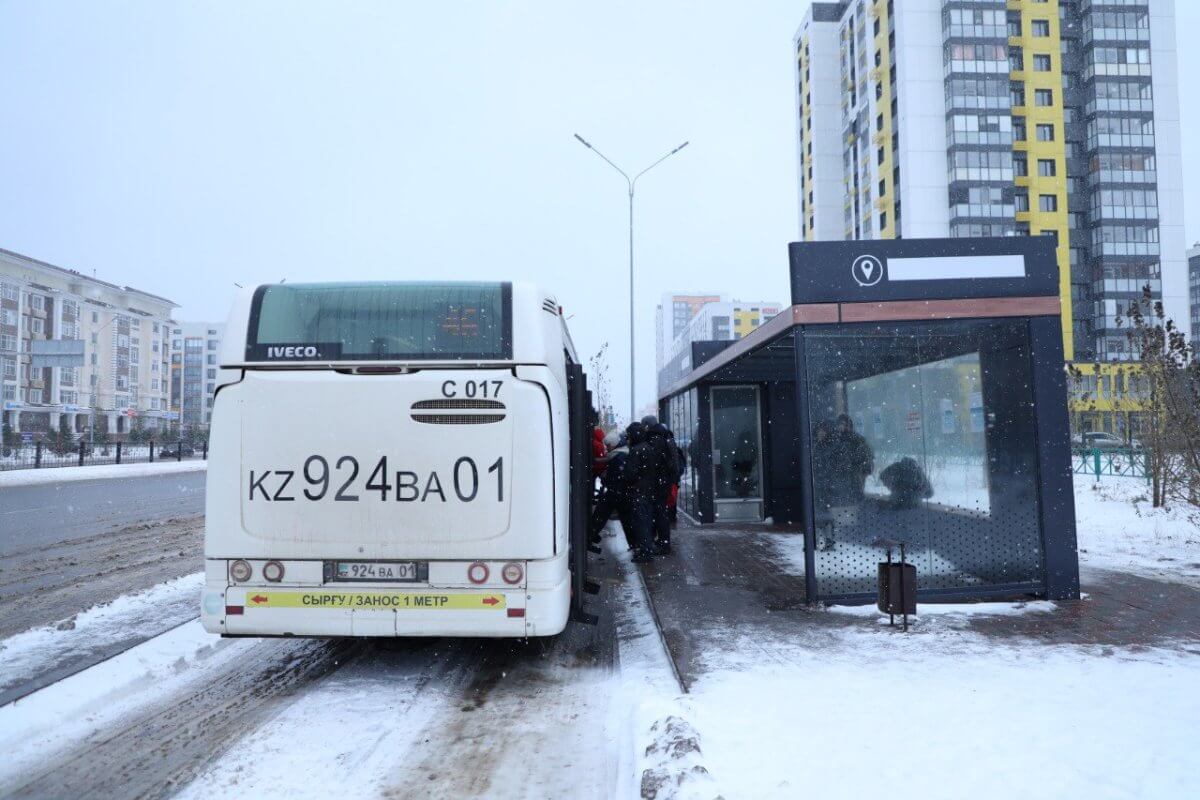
(333, 561, 419, 582)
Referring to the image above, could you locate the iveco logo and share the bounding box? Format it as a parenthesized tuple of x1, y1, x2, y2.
(851, 254, 884, 287)
(267, 346, 318, 358)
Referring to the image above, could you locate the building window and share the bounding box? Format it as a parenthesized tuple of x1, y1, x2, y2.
(1015, 191, 1030, 212)
(1033, 54, 1052, 72)
(1032, 20, 1050, 37)
(1039, 194, 1058, 212)
(1035, 88, 1053, 106)
(1036, 123, 1055, 141)
(1038, 158, 1057, 177)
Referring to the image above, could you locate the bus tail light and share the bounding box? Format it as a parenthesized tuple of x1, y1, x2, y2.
(467, 562, 489, 585)
(226, 605, 244, 615)
(229, 559, 252, 582)
(501, 562, 523, 585)
(263, 560, 285, 582)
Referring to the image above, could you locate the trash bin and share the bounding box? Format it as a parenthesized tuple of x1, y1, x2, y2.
(875, 539, 916, 630)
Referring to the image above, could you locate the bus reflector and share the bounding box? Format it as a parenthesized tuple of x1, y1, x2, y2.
(507, 608, 525, 618)
(468, 562, 489, 584)
(501, 562, 523, 584)
(226, 605, 245, 615)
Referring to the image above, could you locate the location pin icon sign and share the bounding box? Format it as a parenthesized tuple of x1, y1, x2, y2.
(862, 262, 874, 278)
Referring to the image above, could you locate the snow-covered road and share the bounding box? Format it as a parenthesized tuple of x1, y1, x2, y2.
(1, 476, 1197, 799)
(0, 543, 637, 800)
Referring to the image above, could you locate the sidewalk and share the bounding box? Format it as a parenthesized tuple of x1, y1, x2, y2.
(634, 519, 1200, 798)
(638, 520, 1200, 688)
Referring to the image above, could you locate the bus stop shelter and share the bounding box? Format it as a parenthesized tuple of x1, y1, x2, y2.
(659, 237, 1079, 603)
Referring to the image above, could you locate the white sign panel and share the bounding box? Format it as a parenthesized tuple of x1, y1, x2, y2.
(887, 255, 1026, 282)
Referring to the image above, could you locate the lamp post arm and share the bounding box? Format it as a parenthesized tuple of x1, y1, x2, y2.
(573, 134, 632, 191)
(631, 141, 690, 190)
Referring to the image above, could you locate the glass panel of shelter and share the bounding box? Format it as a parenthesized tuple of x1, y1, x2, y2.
(804, 319, 1045, 599)
(710, 385, 763, 521)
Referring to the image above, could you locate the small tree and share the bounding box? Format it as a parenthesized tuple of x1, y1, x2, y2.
(588, 342, 614, 431)
(1119, 287, 1200, 508)
(128, 417, 146, 445)
(1, 419, 15, 457)
(51, 414, 74, 456)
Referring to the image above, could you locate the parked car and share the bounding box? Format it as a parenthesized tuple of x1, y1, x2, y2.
(157, 442, 196, 458)
(1078, 431, 1137, 451)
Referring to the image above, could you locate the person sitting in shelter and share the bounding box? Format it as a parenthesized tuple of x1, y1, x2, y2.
(880, 456, 934, 509)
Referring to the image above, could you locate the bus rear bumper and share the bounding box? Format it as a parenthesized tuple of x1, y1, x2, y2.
(200, 574, 569, 638)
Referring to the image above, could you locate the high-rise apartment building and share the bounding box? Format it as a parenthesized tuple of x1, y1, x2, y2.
(169, 322, 224, 431)
(657, 299, 783, 394)
(794, 0, 1188, 361)
(1, 248, 177, 439)
(655, 293, 725, 371)
(1188, 243, 1199, 351)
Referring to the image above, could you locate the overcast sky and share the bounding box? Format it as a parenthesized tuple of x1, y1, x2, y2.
(2, 2, 1198, 416)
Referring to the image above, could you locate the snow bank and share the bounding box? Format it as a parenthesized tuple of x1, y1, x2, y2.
(0, 572, 203, 699)
(605, 531, 720, 800)
(0, 621, 250, 789)
(0, 459, 206, 487)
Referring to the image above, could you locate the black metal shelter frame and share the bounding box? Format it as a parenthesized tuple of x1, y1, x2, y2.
(660, 238, 1080, 603)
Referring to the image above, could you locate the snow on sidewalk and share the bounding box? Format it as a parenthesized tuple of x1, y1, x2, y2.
(685, 632, 1200, 800)
(0, 459, 206, 487)
(0, 572, 203, 701)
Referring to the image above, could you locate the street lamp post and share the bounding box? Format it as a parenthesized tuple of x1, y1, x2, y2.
(574, 134, 689, 423)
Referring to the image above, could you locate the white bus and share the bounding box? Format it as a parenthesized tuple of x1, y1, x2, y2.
(200, 281, 595, 638)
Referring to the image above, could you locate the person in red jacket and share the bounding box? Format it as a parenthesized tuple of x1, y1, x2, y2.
(591, 426, 608, 477)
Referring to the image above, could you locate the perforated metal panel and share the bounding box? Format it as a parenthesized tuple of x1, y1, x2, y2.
(805, 319, 1045, 599)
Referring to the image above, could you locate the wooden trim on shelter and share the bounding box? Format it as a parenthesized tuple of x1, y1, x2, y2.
(838, 296, 1060, 323)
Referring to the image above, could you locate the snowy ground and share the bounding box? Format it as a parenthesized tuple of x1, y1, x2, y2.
(0, 458, 206, 487)
(1074, 476, 1200, 587)
(0, 473, 1196, 798)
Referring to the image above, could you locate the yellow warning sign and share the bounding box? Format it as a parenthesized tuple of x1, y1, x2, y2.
(242, 591, 506, 611)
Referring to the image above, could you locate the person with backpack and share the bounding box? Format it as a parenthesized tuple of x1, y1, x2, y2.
(589, 431, 628, 543)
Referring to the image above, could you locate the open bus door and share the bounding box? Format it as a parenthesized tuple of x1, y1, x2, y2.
(567, 363, 598, 625)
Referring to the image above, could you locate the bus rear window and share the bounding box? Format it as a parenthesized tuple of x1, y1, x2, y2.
(246, 282, 511, 361)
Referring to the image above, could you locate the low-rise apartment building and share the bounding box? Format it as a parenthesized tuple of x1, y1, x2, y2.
(1, 248, 177, 440)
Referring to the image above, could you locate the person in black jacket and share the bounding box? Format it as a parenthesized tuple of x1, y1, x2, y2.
(831, 414, 873, 503)
(645, 423, 679, 555)
(623, 422, 663, 562)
